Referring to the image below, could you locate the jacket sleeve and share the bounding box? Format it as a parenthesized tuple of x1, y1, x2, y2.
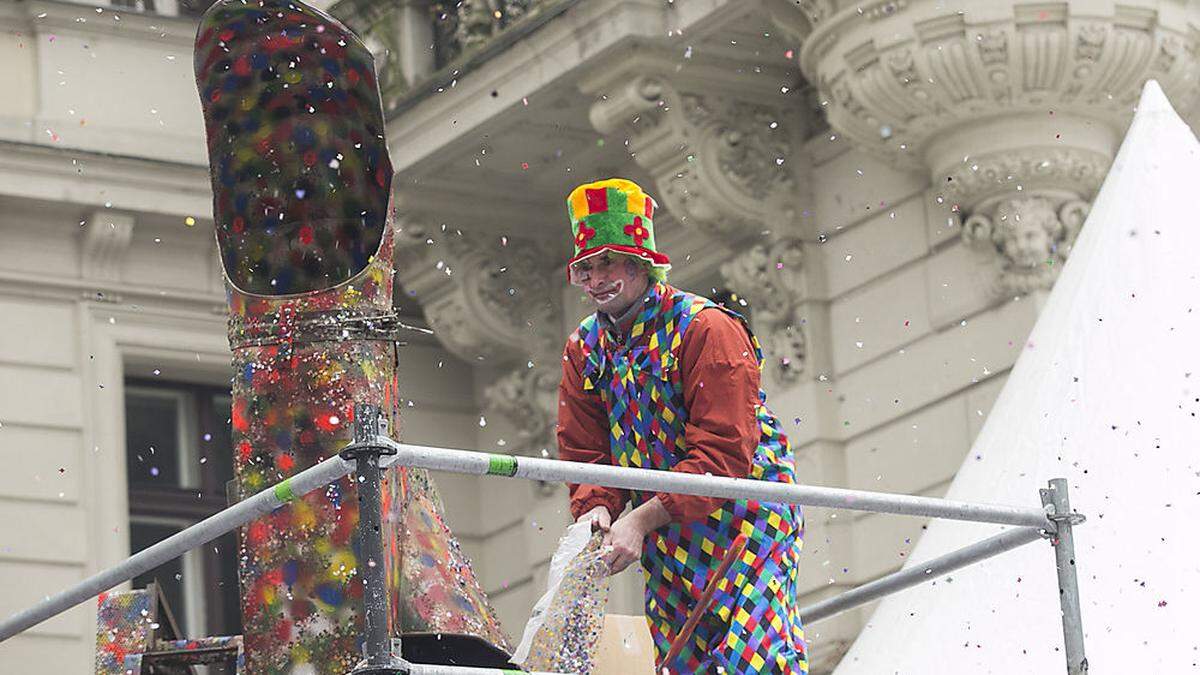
(656, 309, 761, 523)
(557, 333, 629, 521)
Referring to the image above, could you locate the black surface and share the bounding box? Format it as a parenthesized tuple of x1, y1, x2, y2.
(400, 632, 521, 669)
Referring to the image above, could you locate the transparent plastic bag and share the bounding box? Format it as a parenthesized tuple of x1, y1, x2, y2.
(513, 521, 612, 673)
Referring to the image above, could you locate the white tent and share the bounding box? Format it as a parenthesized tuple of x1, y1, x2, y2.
(833, 80, 1200, 674)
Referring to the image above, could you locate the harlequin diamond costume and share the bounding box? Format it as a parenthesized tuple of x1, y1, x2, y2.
(193, 2, 507, 672)
(557, 179, 808, 673)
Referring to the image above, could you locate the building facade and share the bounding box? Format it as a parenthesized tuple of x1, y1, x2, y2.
(1, 0, 1197, 672)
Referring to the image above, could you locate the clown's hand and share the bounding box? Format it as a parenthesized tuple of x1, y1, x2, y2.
(601, 515, 645, 575)
(577, 505, 612, 533)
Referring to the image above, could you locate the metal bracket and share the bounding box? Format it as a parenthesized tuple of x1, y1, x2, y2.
(1040, 491, 1087, 536)
(341, 404, 397, 461)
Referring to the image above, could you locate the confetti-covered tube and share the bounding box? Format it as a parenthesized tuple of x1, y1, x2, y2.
(194, 2, 507, 672)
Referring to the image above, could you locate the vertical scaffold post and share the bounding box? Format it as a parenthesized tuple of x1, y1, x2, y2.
(344, 403, 406, 675)
(1041, 478, 1087, 675)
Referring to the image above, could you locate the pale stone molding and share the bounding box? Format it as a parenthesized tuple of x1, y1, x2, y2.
(395, 223, 562, 364)
(939, 146, 1111, 213)
(785, 0, 1200, 292)
(719, 236, 808, 383)
(792, 1, 1200, 175)
(962, 195, 1089, 296)
(585, 75, 802, 241)
(81, 210, 135, 282)
(481, 361, 560, 460)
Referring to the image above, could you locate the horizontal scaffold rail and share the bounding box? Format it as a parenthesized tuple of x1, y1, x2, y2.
(0, 436, 1054, 643)
(374, 440, 1053, 529)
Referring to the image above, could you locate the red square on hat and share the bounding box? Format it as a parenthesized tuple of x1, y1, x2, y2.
(585, 188, 608, 215)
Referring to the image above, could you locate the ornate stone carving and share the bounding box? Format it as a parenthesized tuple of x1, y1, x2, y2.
(940, 147, 1111, 212)
(586, 77, 800, 241)
(81, 210, 135, 281)
(962, 196, 1090, 295)
(719, 237, 807, 383)
(788, 1, 1200, 174)
(777, 0, 1198, 301)
(482, 362, 559, 458)
(430, 0, 537, 65)
(394, 225, 561, 363)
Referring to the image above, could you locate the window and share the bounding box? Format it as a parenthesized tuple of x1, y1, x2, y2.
(104, 0, 218, 17)
(125, 379, 241, 640)
(110, 0, 158, 12)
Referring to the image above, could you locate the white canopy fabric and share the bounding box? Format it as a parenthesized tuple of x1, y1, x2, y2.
(832, 80, 1200, 674)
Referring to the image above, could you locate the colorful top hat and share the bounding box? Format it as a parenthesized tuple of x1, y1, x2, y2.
(567, 178, 671, 271)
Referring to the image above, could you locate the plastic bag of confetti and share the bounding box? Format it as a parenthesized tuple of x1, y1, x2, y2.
(513, 521, 611, 673)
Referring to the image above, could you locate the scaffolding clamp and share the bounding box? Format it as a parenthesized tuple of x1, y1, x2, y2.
(1040, 496, 1087, 538)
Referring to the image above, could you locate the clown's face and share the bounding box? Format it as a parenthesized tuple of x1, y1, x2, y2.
(570, 251, 650, 315)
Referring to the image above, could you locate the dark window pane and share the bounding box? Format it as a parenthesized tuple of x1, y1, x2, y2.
(130, 521, 188, 634)
(214, 531, 243, 636)
(126, 381, 240, 643)
(126, 391, 182, 488)
(205, 393, 235, 492)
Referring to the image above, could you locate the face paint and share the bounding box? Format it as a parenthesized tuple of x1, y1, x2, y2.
(570, 252, 651, 315)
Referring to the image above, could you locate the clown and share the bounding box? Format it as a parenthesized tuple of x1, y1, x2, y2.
(556, 178, 808, 673)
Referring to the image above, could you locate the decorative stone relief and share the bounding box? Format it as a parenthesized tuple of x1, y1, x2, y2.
(81, 210, 135, 281)
(394, 214, 566, 487)
(482, 361, 560, 460)
(394, 224, 561, 364)
(788, 1, 1200, 170)
(776, 0, 1200, 298)
(939, 147, 1111, 213)
(719, 237, 807, 383)
(962, 196, 1090, 295)
(586, 77, 800, 241)
(430, 0, 536, 65)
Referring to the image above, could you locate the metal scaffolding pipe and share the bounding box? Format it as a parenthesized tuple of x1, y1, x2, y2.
(0, 453, 352, 642)
(374, 440, 1052, 529)
(1042, 478, 1088, 674)
(798, 526, 1047, 624)
(0, 433, 1062, 650)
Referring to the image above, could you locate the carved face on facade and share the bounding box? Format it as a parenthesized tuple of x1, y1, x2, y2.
(570, 251, 650, 315)
(992, 197, 1061, 270)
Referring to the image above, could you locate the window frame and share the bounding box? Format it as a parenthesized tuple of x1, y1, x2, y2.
(124, 377, 241, 638)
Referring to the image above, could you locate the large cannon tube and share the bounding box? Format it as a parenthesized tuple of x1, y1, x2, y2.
(194, 2, 508, 672)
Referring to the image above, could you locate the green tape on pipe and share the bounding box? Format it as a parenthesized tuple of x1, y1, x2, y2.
(273, 477, 296, 503)
(486, 454, 518, 477)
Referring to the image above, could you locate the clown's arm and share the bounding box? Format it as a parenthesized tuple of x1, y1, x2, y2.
(601, 309, 762, 574)
(557, 337, 629, 526)
(653, 308, 760, 523)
